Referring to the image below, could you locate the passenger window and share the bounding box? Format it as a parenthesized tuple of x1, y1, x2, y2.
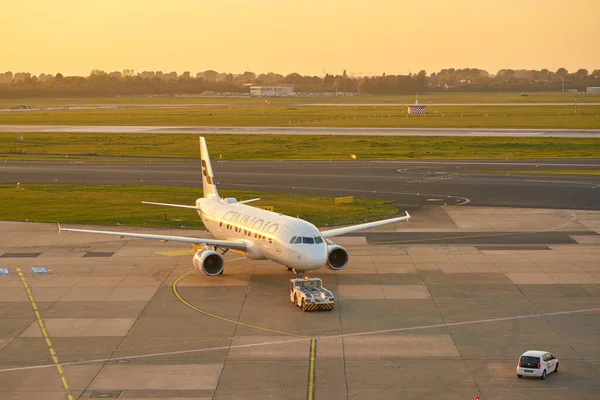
(294, 237, 302, 244)
(302, 237, 315, 244)
(314, 236, 323, 244)
(289, 236, 297, 244)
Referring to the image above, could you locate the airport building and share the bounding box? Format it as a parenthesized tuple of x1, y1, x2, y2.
(586, 87, 600, 93)
(250, 85, 295, 97)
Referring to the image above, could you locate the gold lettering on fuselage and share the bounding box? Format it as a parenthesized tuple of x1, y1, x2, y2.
(220, 211, 280, 239)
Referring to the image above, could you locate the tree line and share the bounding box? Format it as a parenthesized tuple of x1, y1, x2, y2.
(0, 67, 598, 97)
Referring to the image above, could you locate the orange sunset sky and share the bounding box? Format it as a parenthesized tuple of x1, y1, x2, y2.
(2, 0, 598, 76)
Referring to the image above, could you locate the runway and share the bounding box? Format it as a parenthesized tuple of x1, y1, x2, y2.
(2, 158, 600, 210)
(2, 125, 600, 137)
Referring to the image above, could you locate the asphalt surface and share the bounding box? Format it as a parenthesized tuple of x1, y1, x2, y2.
(1, 125, 600, 137)
(2, 158, 600, 210)
(2, 209, 600, 400)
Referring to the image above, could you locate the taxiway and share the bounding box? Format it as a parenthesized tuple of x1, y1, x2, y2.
(2, 158, 600, 210)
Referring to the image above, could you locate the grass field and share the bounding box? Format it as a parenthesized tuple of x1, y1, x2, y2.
(0, 184, 399, 228)
(1, 103, 599, 129)
(1, 92, 599, 108)
(2, 133, 600, 159)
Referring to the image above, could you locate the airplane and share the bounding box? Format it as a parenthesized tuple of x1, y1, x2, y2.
(59, 137, 411, 277)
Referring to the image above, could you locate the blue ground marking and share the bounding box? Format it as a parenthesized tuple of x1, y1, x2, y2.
(30, 267, 49, 274)
(0, 267, 10, 275)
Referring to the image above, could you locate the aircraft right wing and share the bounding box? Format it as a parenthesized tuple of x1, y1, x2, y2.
(58, 225, 247, 251)
(321, 211, 410, 238)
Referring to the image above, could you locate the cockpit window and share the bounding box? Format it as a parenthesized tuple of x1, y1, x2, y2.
(290, 236, 324, 245)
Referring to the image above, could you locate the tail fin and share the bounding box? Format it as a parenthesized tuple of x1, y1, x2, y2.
(199, 137, 220, 199)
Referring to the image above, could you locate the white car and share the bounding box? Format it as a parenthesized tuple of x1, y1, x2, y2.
(516, 350, 559, 379)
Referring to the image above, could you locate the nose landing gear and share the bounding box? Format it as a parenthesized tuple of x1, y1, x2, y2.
(286, 266, 307, 278)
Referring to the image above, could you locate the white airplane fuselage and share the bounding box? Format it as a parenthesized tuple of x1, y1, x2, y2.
(196, 196, 328, 271)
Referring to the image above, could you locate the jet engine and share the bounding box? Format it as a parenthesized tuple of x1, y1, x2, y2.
(193, 250, 224, 276)
(326, 245, 349, 270)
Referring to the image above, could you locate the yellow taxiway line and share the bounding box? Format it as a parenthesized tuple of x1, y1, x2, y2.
(16, 268, 74, 400)
(307, 338, 317, 400)
(171, 269, 309, 339)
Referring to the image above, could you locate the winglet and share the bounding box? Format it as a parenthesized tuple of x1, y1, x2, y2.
(57, 223, 62, 234)
(405, 210, 411, 219)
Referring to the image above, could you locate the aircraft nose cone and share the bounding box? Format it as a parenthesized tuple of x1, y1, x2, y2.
(308, 247, 328, 269)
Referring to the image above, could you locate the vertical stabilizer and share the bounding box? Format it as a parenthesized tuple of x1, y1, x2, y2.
(199, 137, 220, 199)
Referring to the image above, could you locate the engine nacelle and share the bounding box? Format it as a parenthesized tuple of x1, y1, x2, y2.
(326, 245, 349, 271)
(193, 250, 224, 276)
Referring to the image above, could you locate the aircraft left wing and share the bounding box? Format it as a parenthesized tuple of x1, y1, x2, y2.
(58, 225, 247, 251)
(321, 211, 410, 238)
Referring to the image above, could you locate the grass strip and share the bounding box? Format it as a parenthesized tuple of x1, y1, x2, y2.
(2, 133, 600, 159)
(0, 184, 399, 229)
(1, 92, 600, 107)
(1, 104, 599, 128)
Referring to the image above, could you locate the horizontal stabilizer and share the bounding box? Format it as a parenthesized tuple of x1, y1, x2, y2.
(238, 198, 261, 204)
(142, 201, 202, 210)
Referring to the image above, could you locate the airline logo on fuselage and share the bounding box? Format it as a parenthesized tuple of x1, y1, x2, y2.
(221, 210, 280, 235)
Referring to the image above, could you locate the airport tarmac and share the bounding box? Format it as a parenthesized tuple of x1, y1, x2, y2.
(1, 125, 600, 137)
(1, 206, 599, 399)
(3, 158, 600, 210)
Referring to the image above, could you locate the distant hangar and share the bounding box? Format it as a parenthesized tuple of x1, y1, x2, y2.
(250, 85, 295, 97)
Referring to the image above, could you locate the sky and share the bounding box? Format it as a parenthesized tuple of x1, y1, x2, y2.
(1, 0, 598, 77)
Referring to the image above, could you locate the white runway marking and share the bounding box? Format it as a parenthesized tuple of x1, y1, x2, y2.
(407, 173, 458, 184)
(1, 306, 598, 374)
